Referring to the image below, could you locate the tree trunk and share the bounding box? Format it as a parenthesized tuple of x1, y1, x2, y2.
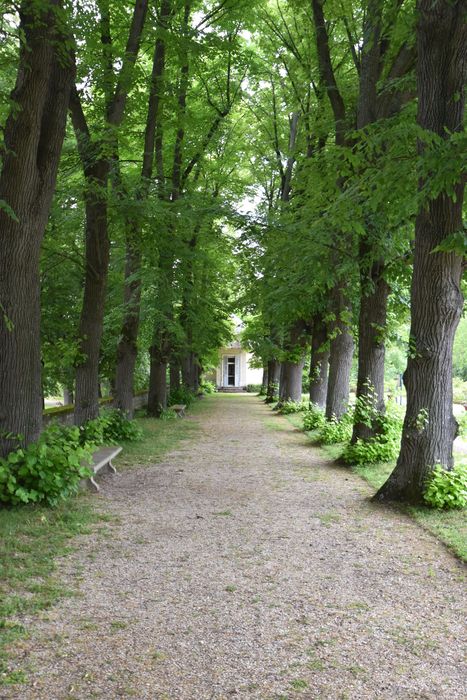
(71, 0, 148, 426)
(375, 0, 465, 504)
(265, 360, 281, 403)
(261, 366, 269, 394)
(63, 388, 74, 406)
(73, 161, 111, 425)
(114, 231, 141, 417)
(279, 320, 307, 404)
(114, 1, 170, 414)
(147, 352, 167, 417)
(352, 257, 390, 442)
(181, 352, 198, 391)
(170, 360, 181, 394)
(309, 314, 329, 408)
(326, 286, 354, 420)
(280, 359, 305, 403)
(0, 1, 74, 456)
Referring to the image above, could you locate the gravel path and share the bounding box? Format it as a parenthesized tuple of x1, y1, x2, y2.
(2, 395, 466, 700)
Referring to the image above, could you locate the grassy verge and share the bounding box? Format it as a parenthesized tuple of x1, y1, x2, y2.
(283, 412, 467, 562)
(0, 497, 106, 685)
(116, 397, 207, 469)
(0, 397, 207, 686)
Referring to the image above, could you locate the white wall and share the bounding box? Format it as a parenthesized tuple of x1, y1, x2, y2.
(215, 348, 263, 388)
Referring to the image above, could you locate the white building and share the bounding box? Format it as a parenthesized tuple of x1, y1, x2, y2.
(211, 318, 263, 390)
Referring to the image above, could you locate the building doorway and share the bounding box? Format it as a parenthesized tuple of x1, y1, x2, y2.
(227, 356, 236, 386)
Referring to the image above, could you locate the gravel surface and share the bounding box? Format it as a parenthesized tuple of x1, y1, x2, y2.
(2, 395, 466, 700)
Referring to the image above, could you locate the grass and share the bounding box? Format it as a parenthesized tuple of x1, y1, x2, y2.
(282, 412, 467, 563)
(116, 399, 207, 469)
(0, 497, 104, 685)
(0, 396, 208, 685)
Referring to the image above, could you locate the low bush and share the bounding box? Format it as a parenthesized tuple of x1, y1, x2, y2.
(424, 463, 467, 510)
(0, 409, 143, 507)
(452, 378, 467, 405)
(317, 412, 353, 445)
(302, 404, 326, 431)
(200, 380, 217, 394)
(457, 411, 467, 439)
(0, 424, 93, 507)
(168, 386, 196, 407)
(80, 409, 142, 445)
(245, 384, 262, 393)
(277, 400, 308, 414)
(342, 406, 403, 466)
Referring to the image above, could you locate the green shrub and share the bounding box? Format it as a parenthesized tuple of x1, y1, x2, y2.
(80, 409, 142, 445)
(302, 404, 326, 431)
(168, 386, 195, 407)
(342, 406, 403, 466)
(246, 384, 262, 393)
(452, 377, 467, 404)
(318, 412, 353, 444)
(277, 400, 308, 414)
(457, 411, 467, 439)
(159, 408, 177, 420)
(0, 424, 93, 507)
(424, 463, 467, 510)
(200, 380, 217, 394)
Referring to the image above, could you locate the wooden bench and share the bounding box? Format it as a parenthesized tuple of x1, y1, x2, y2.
(170, 404, 186, 418)
(86, 446, 122, 491)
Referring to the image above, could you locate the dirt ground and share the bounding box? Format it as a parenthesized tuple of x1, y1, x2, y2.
(2, 394, 465, 700)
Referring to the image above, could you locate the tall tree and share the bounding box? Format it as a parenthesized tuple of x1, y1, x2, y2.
(114, 0, 172, 417)
(376, 0, 466, 504)
(70, 0, 148, 425)
(0, 0, 74, 456)
(311, 0, 355, 420)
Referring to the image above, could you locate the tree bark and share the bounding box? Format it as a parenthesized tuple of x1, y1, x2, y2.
(279, 320, 307, 404)
(71, 0, 148, 425)
(352, 256, 390, 442)
(309, 314, 329, 408)
(63, 388, 74, 406)
(0, 1, 74, 456)
(170, 360, 181, 394)
(375, 0, 466, 504)
(265, 360, 281, 403)
(147, 353, 167, 417)
(114, 0, 171, 416)
(261, 366, 269, 394)
(181, 352, 199, 392)
(326, 286, 354, 420)
(280, 359, 305, 403)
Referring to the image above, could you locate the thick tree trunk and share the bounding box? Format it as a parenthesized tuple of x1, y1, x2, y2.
(0, 1, 74, 456)
(309, 314, 329, 408)
(279, 320, 307, 404)
(280, 359, 305, 403)
(326, 287, 354, 420)
(265, 360, 281, 403)
(352, 257, 390, 442)
(63, 388, 74, 406)
(147, 353, 167, 417)
(375, 0, 466, 504)
(114, 232, 141, 417)
(181, 352, 199, 391)
(71, 0, 148, 426)
(261, 366, 269, 394)
(73, 162, 111, 425)
(170, 360, 181, 394)
(114, 2, 170, 414)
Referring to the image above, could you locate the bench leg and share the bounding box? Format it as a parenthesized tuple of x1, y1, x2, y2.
(89, 476, 100, 492)
(108, 460, 118, 474)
